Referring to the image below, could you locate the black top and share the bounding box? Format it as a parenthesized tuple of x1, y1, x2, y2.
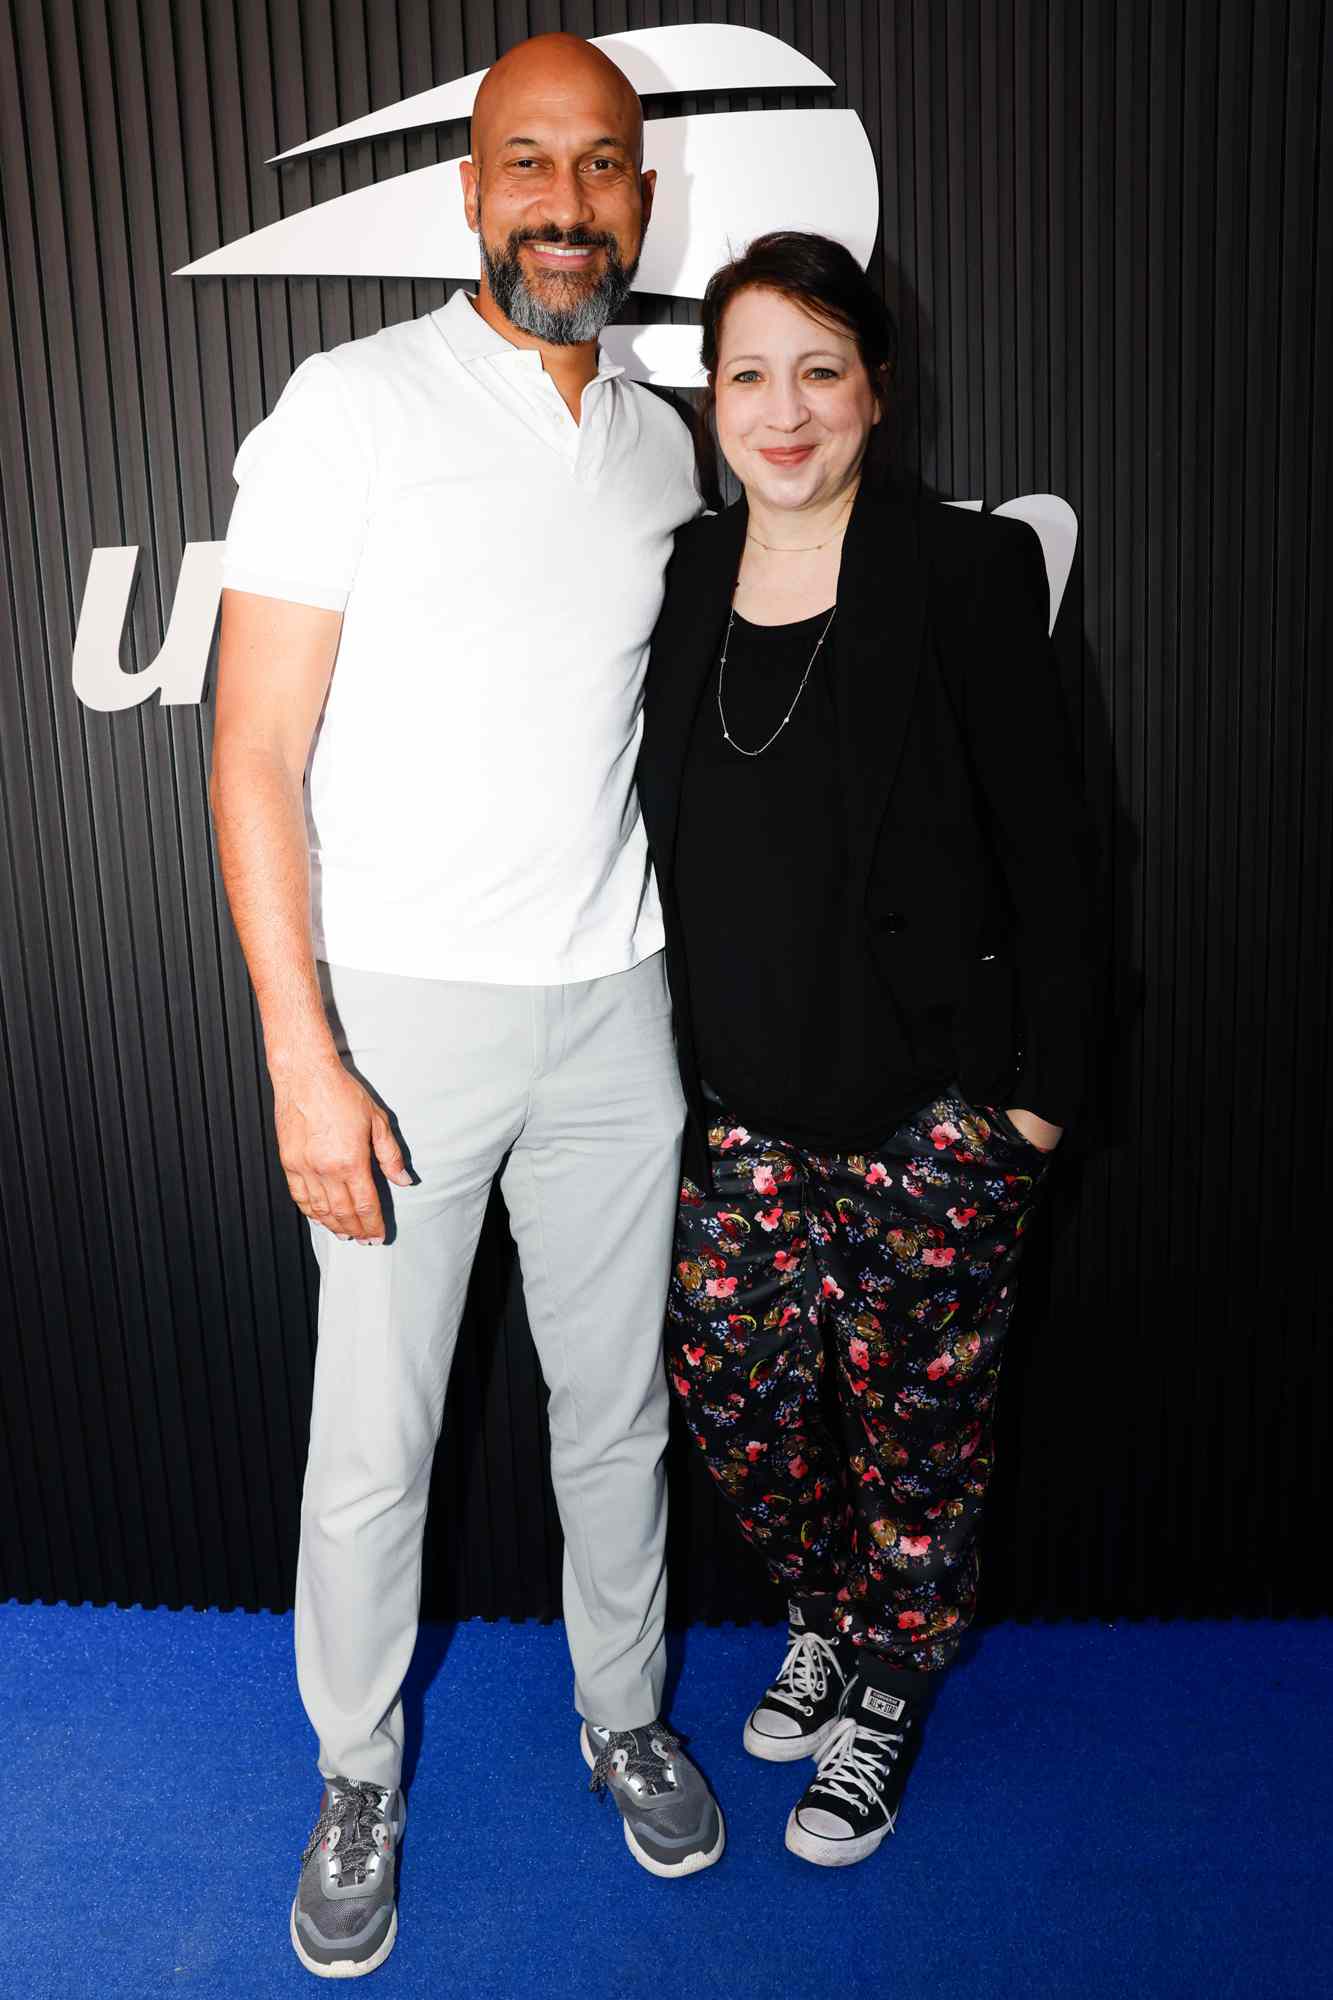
(637, 482, 1103, 1191)
(674, 608, 950, 1149)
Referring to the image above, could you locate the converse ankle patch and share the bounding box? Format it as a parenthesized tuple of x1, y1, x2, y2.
(861, 1686, 906, 1723)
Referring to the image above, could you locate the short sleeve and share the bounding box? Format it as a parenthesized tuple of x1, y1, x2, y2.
(221, 354, 372, 612)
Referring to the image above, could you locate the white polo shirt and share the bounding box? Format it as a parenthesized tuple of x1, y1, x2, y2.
(221, 290, 700, 984)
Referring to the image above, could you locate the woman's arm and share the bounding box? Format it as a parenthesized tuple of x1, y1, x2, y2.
(954, 519, 1102, 1138)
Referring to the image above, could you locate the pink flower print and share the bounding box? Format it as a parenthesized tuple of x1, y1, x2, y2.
(930, 1120, 961, 1151)
(758, 1204, 784, 1232)
(745, 1441, 765, 1463)
(899, 1534, 932, 1556)
(773, 1249, 798, 1273)
(670, 1373, 691, 1398)
(778, 1302, 801, 1326)
(683, 1344, 705, 1367)
(897, 1609, 926, 1629)
(788, 1454, 808, 1478)
(821, 1275, 845, 1301)
(849, 1336, 870, 1370)
(926, 1352, 953, 1381)
(860, 1464, 884, 1485)
(947, 1204, 978, 1230)
(752, 1164, 778, 1196)
(959, 1429, 980, 1460)
(902, 1175, 923, 1199)
(705, 1275, 738, 1299)
(865, 1161, 890, 1187)
(921, 1246, 956, 1269)
(719, 1126, 750, 1152)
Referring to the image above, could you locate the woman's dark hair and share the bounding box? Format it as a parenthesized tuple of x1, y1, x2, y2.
(694, 231, 899, 501)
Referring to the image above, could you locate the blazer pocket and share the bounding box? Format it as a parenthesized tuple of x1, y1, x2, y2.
(954, 952, 1022, 1096)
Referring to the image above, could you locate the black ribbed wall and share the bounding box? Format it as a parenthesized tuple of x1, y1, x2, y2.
(1, 0, 1329, 1624)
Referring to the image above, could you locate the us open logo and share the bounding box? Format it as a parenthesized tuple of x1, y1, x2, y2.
(71, 23, 1075, 712)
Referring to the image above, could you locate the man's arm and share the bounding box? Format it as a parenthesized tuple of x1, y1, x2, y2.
(210, 588, 411, 1241)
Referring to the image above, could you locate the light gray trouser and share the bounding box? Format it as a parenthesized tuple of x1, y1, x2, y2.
(293, 952, 686, 1790)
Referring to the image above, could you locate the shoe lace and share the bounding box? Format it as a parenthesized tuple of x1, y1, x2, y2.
(302, 1779, 389, 1883)
(589, 1724, 681, 1799)
(770, 1630, 843, 1713)
(812, 1716, 905, 1817)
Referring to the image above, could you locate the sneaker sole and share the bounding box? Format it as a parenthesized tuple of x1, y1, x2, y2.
(742, 1714, 842, 1764)
(290, 1900, 397, 1979)
(783, 1809, 890, 1868)
(579, 1723, 726, 1879)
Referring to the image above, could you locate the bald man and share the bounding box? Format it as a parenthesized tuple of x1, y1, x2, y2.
(211, 32, 722, 1980)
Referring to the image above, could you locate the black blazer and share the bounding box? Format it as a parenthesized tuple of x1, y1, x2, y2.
(637, 480, 1102, 1187)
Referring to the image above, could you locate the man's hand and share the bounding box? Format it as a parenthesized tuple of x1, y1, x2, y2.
(273, 1056, 413, 1242)
(1005, 1107, 1064, 1154)
(211, 589, 416, 1244)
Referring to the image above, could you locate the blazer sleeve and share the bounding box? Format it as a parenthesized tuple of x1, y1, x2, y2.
(955, 519, 1102, 1128)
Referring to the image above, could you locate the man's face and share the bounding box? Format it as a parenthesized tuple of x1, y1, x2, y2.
(461, 67, 654, 345)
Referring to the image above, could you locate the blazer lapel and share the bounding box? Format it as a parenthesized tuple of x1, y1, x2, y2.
(643, 482, 928, 903)
(643, 497, 748, 888)
(833, 482, 928, 907)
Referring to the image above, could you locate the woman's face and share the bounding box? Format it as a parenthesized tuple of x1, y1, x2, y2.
(712, 286, 881, 515)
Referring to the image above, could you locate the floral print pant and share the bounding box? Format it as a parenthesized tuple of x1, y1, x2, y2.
(666, 1091, 1052, 1672)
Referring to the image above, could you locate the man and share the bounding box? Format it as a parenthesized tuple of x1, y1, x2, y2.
(211, 32, 721, 1982)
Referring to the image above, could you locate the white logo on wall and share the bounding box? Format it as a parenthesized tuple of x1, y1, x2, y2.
(72, 23, 1076, 712)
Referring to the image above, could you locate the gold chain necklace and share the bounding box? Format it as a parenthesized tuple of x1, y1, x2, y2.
(744, 501, 854, 554)
(745, 530, 844, 552)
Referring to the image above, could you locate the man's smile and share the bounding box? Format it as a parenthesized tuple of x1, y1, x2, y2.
(525, 242, 602, 269)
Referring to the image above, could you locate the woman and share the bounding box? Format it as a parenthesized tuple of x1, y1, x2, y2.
(638, 232, 1099, 1868)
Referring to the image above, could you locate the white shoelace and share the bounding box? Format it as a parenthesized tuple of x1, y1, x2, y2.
(812, 1717, 904, 1818)
(770, 1629, 843, 1712)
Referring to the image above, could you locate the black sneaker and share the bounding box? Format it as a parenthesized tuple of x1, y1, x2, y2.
(290, 1777, 404, 1979)
(784, 1669, 929, 1867)
(582, 1720, 725, 1877)
(743, 1602, 852, 1763)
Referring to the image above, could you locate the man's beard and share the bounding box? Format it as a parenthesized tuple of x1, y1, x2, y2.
(479, 225, 639, 345)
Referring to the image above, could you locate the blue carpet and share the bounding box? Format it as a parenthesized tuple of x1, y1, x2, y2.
(4, 1603, 1328, 1999)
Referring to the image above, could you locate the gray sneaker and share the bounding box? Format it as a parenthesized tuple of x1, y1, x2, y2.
(582, 1721, 725, 1877)
(289, 1778, 404, 1979)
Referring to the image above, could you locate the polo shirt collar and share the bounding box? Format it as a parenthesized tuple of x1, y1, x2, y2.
(435, 288, 624, 381)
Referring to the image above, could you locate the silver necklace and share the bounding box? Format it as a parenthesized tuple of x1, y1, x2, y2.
(716, 602, 837, 758)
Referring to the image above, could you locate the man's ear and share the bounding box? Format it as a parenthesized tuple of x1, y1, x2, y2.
(459, 158, 480, 235)
(640, 167, 657, 231)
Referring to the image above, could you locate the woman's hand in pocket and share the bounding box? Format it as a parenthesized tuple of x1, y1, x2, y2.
(1005, 1107, 1064, 1153)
